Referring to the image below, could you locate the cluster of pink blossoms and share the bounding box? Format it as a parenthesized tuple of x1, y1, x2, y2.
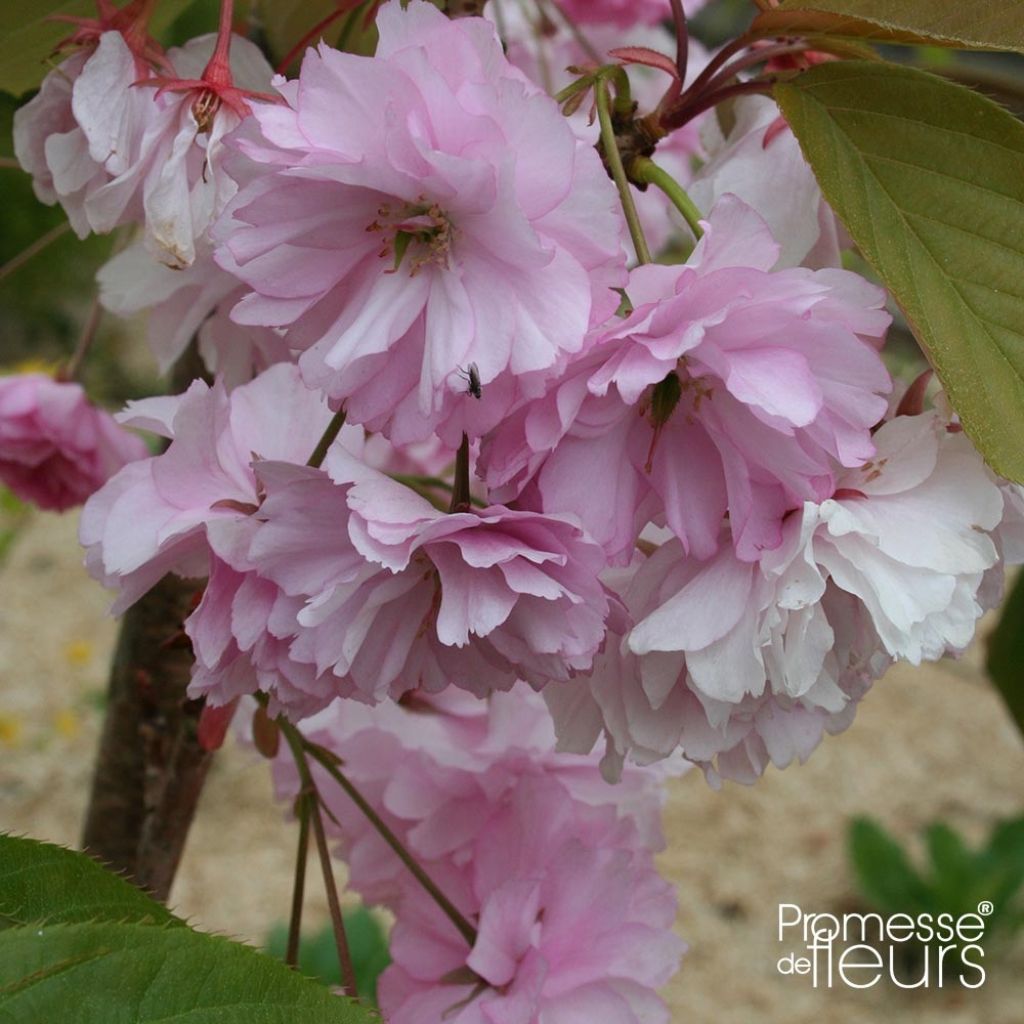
(268, 685, 685, 1022)
(25, 0, 1020, 786)
(9, 0, 1024, 1014)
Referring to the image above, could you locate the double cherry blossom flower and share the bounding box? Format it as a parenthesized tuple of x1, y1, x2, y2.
(214, 1, 625, 444)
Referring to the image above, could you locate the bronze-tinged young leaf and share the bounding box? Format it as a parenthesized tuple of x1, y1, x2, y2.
(776, 61, 1024, 482)
(0, 833, 178, 929)
(0, 0, 199, 97)
(753, 0, 1024, 52)
(0, 922, 378, 1022)
(987, 571, 1024, 738)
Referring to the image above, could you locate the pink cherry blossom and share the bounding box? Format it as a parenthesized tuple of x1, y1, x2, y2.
(13, 32, 158, 238)
(186, 452, 615, 713)
(131, 31, 275, 268)
(80, 363, 335, 613)
(481, 195, 892, 565)
(11, 0, 172, 233)
(381, 780, 682, 1024)
(807, 413, 1004, 663)
(214, 0, 626, 443)
(548, 409, 1004, 784)
(269, 685, 684, 1023)
(14, 26, 273, 268)
(98, 239, 289, 384)
(689, 95, 843, 269)
(548, 538, 888, 785)
(0, 373, 148, 513)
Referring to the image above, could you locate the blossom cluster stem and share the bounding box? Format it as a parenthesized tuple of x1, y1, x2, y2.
(666, 78, 776, 130)
(62, 298, 103, 382)
(307, 408, 347, 468)
(285, 792, 312, 969)
(668, 0, 689, 85)
(280, 722, 359, 998)
(596, 80, 651, 265)
(303, 738, 480, 947)
(450, 433, 472, 513)
(310, 795, 358, 997)
(675, 32, 752, 105)
(631, 157, 704, 241)
(685, 41, 808, 106)
(0, 222, 70, 283)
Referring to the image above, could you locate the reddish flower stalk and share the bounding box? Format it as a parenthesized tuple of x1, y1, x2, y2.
(141, 0, 277, 125)
(682, 39, 814, 107)
(669, 0, 689, 86)
(661, 78, 777, 132)
(657, 37, 817, 134)
(51, 0, 170, 72)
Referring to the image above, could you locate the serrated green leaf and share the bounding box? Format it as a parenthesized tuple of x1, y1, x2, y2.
(987, 571, 1024, 734)
(0, 0, 200, 98)
(848, 817, 932, 914)
(0, 834, 177, 929)
(0, 921, 378, 1022)
(754, 0, 1024, 52)
(776, 61, 1024, 482)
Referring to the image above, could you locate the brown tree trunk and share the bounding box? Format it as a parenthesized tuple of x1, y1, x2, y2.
(80, 573, 211, 901)
(80, 344, 213, 902)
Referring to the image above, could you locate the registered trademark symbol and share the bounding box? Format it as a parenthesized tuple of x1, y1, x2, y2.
(978, 901, 994, 916)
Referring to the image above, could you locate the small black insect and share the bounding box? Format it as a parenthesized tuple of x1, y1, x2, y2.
(458, 362, 483, 400)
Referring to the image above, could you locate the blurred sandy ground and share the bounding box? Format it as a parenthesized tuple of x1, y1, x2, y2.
(1, 510, 1021, 1023)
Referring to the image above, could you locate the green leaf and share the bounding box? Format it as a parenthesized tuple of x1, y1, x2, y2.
(924, 823, 975, 911)
(987, 572, 1024, 735)
(0, 922, 378, 1022)
(984, 817, 1024, 926)
(0, 0, 91, 98)
(754, 0, 1024, 52)
(0, 834, 178, 929)
(848, 817, 932, 914)
(775, 61, 1024, 482)
(0, 0, 200, 98)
